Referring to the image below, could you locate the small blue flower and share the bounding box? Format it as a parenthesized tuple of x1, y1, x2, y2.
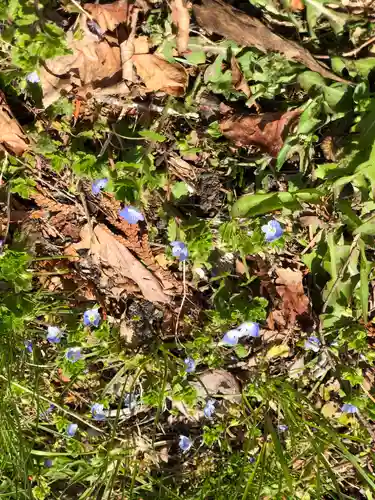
(237, 322, 260, 338)
(47, 326, 63, 344)
(171, 241, 188, 261)
(65, 347, 82, 363)
(92, 178, 108, 195)
(44, 459, 53, 468)
(249, 456, 256, 464)
(278, 424, 288, 432)
(203, 399, 216, 419)
(83, 308, 101, 327)
(119, 206, 144, 224)
(261, 220, 283, 243)
(91, 403, 106, 421)
(124, 392, 138, 410)
(184, 357, 196, 373)
(66, 423, 78, 437)
(304, 336, 321, 352)
(222, 329, 240, 346)
(341, 403, 358, 414)
(179, 435, 192, 452)
(40, 404, 55, 420)
(24, 340, 33, 353)
(26, 71, 40, 83)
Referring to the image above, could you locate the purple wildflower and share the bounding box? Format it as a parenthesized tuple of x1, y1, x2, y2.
(170, 241, 188, 261)
(92, 178, 108, 195)
(119, 206, 144, 224)
(261, 220, 283, 242)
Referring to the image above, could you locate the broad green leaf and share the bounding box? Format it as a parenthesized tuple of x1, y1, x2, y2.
(172, 181, 189, 199)
(139, 130, 166, 142)
(232, 189, 322, 217)
(297, 99, 322, 134)
(353, 219, 375, 236)
(298, 71, 326, 92)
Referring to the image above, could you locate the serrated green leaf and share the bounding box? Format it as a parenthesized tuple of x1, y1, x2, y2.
(235, 344, 248, 358)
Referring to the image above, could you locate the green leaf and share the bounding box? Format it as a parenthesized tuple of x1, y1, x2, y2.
(303, 0, 349, 33)
(172, 181, 189, 199)
(359, 239, 370, 322)
(265, 415, 293, 491)
(139, 130, 166, 142)
(266, 344, 290, 359)
(232, 189, 322, 217)
(353, 219, 375, 236)
(235, 344, 248, 358)
(297, 99, 322, 134)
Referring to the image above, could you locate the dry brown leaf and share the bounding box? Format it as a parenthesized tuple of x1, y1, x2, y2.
(132, 54, 188, 96)
(230, 57, 251, 98)
(0, 91, 28, 155)
(90, 224, 169, 303)
(220, 109, 301, 157)
(40, 28, 121, 107)
(84, 0, 132, 32)
(192, 369, 241, 402)
(171, 0, 190, 54)
(274, 268, 310, 327)
(194, 0, 349, 83)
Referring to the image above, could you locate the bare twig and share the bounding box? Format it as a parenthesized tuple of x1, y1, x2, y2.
(343, 35, 375, 57)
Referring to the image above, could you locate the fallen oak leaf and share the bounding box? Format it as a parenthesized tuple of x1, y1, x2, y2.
(84, 0, 132, 32)
(40, 26, 121, 107)
(0, 91, 28, 155)
(132, 54, 188, 96)
(230, 56, 251, 98)
(90, 224, 170, 303)
(220, 109, 301, 157)
(171, 0, 190, 54)
(193, 0, 349, 84)
(273, 268, 311, 328)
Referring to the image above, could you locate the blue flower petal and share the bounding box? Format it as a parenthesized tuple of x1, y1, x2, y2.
(26, 71, 40, 83)
(179, 435, 192, 452)
(341, 403, 358, 414)
(222, 329, 240, 346)
(203, 399, 216, 419)
(261, 220, 283, 242)
(65, 347, 82, 363)
(66, 423, 78, 437)
(47, 326, 63, 343)
(91, 403, 106, 421)
(184, 357, 196, 373)
(119, 206, 144, 224)
(92, 178, 108, 195)
(237, 322, 260, 338)
(83, 308, 101, 327)
(170, 241, 188, 261)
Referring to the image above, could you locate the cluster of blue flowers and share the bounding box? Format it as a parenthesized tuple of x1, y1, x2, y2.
(222, 321, 260, 346)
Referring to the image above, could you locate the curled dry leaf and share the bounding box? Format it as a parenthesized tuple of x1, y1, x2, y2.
(192, 369, 241, 402)
(132, 54, 188, 96)
(74, 224, 170, 303)
(220, 109, 301, 157)
(230, 56, 251, 98)
(271, 268, 311, 328)
(40, 27, 121, 107)
(84, 0, 132, 32)
(0, 91, 28, 155)
(171, 0, 190, 54)
(194, 0, 349, 83)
